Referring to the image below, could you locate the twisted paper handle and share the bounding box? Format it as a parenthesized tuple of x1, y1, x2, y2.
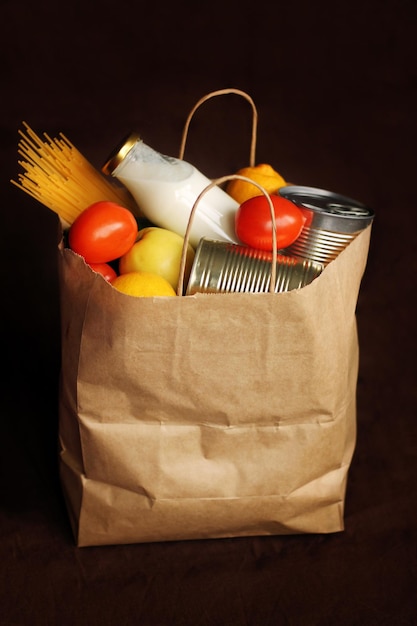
(177, 174, 277, 296)
(178, 88, 258, 167)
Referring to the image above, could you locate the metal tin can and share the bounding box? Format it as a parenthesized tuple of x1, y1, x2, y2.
(278, 185, 374, 264)
(186, 239, 324, 295)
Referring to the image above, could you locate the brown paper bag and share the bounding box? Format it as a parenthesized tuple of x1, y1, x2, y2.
(57, 216, 371, 546)
(57, 89, 372, 546)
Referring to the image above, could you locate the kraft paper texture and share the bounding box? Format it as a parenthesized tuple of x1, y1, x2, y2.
(57, 225, 371, 546)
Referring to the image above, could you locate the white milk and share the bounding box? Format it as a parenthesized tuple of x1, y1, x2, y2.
(110, 140, 240, 249)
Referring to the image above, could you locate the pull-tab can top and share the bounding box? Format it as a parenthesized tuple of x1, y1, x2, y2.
(279, 185, 374, 264)
(102, 132, 141, 175)
(278, 185, 374, 234)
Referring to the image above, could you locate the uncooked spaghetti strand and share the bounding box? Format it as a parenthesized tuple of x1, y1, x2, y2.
(13, 169, 81, 223)
(19, 125, 69, 174)
(15, 165, 106, 222)
(45, 135, 135, 206)
(18, 145, 69, 181)
(11, 177, 76, 224)
(17, 131, 73, 180)
(12, 123, 139, 224)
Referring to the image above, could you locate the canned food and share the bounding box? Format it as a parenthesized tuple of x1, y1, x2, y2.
(278, 185, 374, 264)
(186, 239, 324, 295)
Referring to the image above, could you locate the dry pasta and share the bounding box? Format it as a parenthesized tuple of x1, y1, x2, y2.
(11, 123, 139, 226)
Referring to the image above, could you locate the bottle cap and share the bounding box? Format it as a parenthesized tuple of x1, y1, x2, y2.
(102, 132, 141, 175)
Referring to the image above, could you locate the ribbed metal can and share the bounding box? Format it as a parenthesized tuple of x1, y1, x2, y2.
(279, 185, 374, 264)
(186, 239, 324, 295)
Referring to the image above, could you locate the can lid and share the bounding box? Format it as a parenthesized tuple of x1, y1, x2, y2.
(278, 185, 374, 233)
(101, 131, 141, 175)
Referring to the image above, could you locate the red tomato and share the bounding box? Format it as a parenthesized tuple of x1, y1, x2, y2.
(89, 262, 118, 282)
(235, 194, 306, 251)
(68, 201, 138, 263)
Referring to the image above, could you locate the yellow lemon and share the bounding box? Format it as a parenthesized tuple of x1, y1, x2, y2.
(111, 271, 177, 297)
(226, 163, 286, 204)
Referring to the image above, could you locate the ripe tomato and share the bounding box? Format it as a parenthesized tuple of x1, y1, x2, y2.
(68, 201, 138, 263)
(89, 262, 118, 282)
(235, 194, 306, 251)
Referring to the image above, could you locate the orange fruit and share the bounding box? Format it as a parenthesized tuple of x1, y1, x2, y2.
(111, 271, 177, 297)
(226, 163, 286, 204)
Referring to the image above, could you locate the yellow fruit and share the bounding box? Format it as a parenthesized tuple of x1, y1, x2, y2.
(111, 271, 177, 297)
(119, 226, 195, 290)
(226, 163, 286, 204)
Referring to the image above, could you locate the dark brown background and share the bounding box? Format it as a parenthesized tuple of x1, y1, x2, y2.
(1, 1, 416, 624)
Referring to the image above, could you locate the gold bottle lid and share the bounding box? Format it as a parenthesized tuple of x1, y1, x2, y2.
(102, 131, 141, 175)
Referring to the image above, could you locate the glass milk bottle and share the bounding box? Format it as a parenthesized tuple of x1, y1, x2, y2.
(102, 132, 240, 249)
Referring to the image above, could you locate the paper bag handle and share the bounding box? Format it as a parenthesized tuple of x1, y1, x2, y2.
(177, 174, 277, 296)
(178, 88, 258, 167)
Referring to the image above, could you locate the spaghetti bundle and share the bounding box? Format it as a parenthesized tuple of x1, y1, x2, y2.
(11, 123, 139, 226)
